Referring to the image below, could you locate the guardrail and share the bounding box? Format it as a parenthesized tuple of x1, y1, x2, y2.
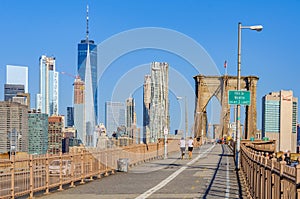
(240, 143, 300, 199)
(0, 139, 179, 199)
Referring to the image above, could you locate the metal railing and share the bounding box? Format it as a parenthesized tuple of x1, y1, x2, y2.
(240, 143, 300, 199)
(0, 139, 179, 199)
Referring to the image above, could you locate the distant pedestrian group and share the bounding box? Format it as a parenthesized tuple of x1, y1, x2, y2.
(179, 137, 194, 159)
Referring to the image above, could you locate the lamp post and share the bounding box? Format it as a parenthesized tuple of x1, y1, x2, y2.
(164, 126, 168, 159)
(236, 22, 263, 170)
(177, 96, 188, 139)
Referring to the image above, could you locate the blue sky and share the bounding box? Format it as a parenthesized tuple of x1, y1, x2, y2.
(0, 0, 299, 135)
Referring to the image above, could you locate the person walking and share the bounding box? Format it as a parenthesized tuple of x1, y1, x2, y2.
(188, 137, 194, 159)
(179, 137, 186, 159)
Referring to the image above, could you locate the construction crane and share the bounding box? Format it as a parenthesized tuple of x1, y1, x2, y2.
(60, 71, 79, 79)
(60, 71, 85, 91)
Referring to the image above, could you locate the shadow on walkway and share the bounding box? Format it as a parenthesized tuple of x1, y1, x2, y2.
(202, 144, 244, 199)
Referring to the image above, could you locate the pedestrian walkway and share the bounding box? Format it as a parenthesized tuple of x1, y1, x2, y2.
(37, 144, 247, 199)
(129, 148, 186, 174)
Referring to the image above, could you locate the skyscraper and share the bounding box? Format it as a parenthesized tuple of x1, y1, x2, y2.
(143, 75, 151, 144)
(6, 65, 28, 93)
(262, 90, 298, 152)
(144, 62, 169, 142)
(73, 76, 86, 145)
(297, 124, 300, 147)
(126, 97, 135, 138)
(28, 110, 48, 155)
(4, 84, 25, 101)
(48, 115, 64, 154)
(105, 102, 125, 137)
(67, 107, 74, 127)
(77, 5, 98, 123)
(0, 101, 28, 154)
(36, 55, 59, 116)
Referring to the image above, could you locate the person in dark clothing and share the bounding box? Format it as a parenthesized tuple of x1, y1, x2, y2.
(277, 153, 284, 162)
(285, 150, 291, 165)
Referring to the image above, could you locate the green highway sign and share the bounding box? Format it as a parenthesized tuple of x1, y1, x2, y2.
(228, 90, 251, 105)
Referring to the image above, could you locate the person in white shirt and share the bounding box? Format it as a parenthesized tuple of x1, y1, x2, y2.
(179, 137, 186, 159)
(188, 137, 194, 159)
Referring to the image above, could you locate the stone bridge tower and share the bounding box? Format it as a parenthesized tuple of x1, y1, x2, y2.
(193, 75, 258, 140)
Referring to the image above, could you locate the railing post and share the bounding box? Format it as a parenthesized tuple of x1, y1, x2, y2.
(45, 153, 49, 195)
(104, 151, 109, 176)
(80, 150, 85, 184)
(295, 164, 300, 199)
(280, 160, 286, 198)
(58, 152, 63, 191)
(251, 152, 255, 197)
(89, 152, 94, 180)
(70, 153, 75, 188)
(260, 154, 266, 199)
(111, 150, 115, 174)
(29, 154, 34, 198)
(264, 154, 269, 199)
(10, 153, 15, 199)
(98, 150, 102, 179)
(255, 153, 259, 198)
(260, 152, 264, 199)
(271, 157, 276, 199)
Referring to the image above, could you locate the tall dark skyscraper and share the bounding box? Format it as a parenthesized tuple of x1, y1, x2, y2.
(77, 5, 98, 123)
(67, 107, 74, 127)
(126, 97, 135, 138)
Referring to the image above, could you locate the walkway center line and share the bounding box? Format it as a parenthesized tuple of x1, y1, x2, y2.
(225, 155, 230, 198)
(135, 144, 215, 199)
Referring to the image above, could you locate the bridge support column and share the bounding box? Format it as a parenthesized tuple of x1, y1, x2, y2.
(221, 76, 230, 137)
(244, 77, 258, 139)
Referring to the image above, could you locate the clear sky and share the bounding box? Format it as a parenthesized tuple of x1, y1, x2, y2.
(0, 0, 299, 135)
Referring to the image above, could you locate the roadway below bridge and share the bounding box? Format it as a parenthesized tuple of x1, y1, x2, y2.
(37, 144, 247, 199)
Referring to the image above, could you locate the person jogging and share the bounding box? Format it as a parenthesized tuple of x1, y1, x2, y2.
(179, 137, 186, 159)
(188, 137, 194, 159)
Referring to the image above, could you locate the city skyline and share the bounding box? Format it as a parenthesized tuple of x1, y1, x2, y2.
(0, 1, 300, 133)
(1, 1, 300, 197)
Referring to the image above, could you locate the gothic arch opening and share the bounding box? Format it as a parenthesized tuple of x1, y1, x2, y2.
(205, 96, 221, 140)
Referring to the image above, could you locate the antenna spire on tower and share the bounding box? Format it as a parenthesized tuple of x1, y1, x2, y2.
(86, 4, 89, 42)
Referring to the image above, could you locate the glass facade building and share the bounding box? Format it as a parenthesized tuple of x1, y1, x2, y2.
(4, 84, 25, 101)
(105, 102, 125, 137)
(6, 65, 28, 93)
(77, 40, 98, 122)
(297, 124, 300, 146)
(28, 112, 48, 154)
(67, 107, 74, 127)
(143, 75, 151, 144)
(126, 97, 136, 139)
(262, 100, 280, 133)
(262, 90, 298, 152)
(293, 102, 297, 133)
(36, 55, 59, 116)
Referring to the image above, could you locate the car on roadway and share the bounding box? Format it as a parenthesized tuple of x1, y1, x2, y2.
(49, 160, 72, 176)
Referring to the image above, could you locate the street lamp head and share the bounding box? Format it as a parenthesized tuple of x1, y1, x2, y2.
(176, 96, 183, 100)
(250, 25, 263, 31)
